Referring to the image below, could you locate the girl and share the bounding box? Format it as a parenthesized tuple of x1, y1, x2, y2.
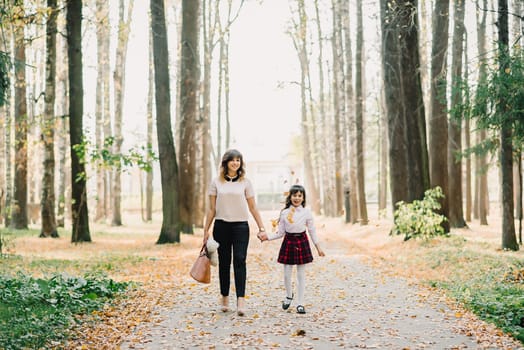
(259, 184, 325, 314)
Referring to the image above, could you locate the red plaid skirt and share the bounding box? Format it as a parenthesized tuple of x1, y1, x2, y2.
(277, 232, 313, 265)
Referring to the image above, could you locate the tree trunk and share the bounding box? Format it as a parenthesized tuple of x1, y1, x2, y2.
(112, 0, 134, 227)
(399, 0, 429, 202)
(331, 0, 344, 216)
(355, 0, 368, 225)
(339, 0, 357, 222)
(95, 0, 110, 222)
(40, 0, 58, 238)
(313, 0, 328, 214)
(498, 0, 518, 251)
(178, 0, 199, 234)
(201, 0, 215, 226)
(146, 19, 154, 223)
(11, 2, 28, 230)
(475, 0, 488, 226)
(56, 33, 68, 228)
(447, 0, 466, 228)
(67, 0, 91, 242)
(380, 0, 409, 211)
(429, 0, 450, 232)
(464, 40, 472, 223)
(151, 0, 181, 244)
(2, 37, 12, 227)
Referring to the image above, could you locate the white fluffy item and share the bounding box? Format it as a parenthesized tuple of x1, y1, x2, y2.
(206, 238, 219, 267)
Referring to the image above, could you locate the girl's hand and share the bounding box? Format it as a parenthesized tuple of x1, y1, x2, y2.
(316, 244, 325, 257)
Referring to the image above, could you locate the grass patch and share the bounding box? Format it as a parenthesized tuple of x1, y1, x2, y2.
(0, 272, 129, 350)
(377, 234, 524, 344)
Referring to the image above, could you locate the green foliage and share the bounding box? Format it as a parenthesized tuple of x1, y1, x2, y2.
(72, 137, 158, 183)
(466, 46, 524, 150)
(0, 273, 129, 349)
(391, 187, 448, 241)
(0, 230, 15, 257)
(439, 268, 524, 343)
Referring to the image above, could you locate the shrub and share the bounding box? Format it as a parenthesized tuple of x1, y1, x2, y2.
(0, 273, 129, 349)
(391, 186, 448, 241)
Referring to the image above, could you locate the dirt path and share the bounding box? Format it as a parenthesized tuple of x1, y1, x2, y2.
(119, 219, 523, 350)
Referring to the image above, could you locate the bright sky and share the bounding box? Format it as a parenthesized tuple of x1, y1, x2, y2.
(82, 0, 301, 165)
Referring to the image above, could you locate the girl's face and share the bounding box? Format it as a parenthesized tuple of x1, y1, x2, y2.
(290, 191, 304, 207)
(227, 157, 241, 174)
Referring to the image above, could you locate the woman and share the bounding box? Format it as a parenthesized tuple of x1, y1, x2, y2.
(203, 149, 266, 316)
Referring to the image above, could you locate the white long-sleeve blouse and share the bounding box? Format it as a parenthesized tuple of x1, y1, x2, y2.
(267, 205, 319, 245)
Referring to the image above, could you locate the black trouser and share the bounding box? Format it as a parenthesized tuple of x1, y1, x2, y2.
(213, 220, 250, 298)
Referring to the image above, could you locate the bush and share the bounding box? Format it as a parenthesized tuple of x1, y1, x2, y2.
(391, 186, 448, 241)
(0, 273, 129, 349)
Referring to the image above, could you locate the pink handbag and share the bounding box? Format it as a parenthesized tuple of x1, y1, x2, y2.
(189, 245, 211, 283)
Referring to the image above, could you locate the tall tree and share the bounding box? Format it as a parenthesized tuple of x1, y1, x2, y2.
(112, 0, 134, 226)
(178, 0, 199, 234)
(380, 0, 409, 210)
(40, 0, 58, 238)
(11, 1, 28, 230)
(497, 0, 518, 251)
(475, 0, 488, 225)
(355, 0, 368, 224)
(448, 0, 466, 228)
(146, 19, 154, 223)
(399, 0, 429, 201)
(429, 0, 450, 232)
(291, 0, 321, 215)
(151, 0, 181, 243)
(67, 0, 91, 242)
(313, 0, 328, 214)
(331, 0, 344, 216)
(340, 0, 357, 222)
(94, 0, 110, 222)
(2, 37, 12, 227)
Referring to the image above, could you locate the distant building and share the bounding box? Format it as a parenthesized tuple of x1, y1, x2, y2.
(246, 159, 303, 210)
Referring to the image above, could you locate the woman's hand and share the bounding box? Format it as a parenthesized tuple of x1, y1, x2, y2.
(257, 232, 268, 242)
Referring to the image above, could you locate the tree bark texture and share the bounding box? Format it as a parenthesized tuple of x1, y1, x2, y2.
(179, 0, 199, 234)
(11, 3, 28, 230)
(112, 0, 134, 226)
(398, 0, 430, 202)
(380, 0, 409, 211)
(498, 0, 519, 251)
(40, 0, 59, 238)
(447, 0, 466, 228)
(355, 0, 368, 224)
(475, 0, 488, 225)
(331, 0, 344, 216)
(67, 0, 91, 242)
(429, 0, 450, 232)
(151, 0, 181, 244)
(95, 0, 110, 222)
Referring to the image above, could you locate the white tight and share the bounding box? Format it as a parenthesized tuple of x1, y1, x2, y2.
(284, 264, 306, 305)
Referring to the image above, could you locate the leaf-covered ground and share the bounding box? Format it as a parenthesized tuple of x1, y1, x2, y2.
(8, 212, 523, 349)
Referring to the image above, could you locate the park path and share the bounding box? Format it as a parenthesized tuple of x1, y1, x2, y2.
(119, 218, 522, 350)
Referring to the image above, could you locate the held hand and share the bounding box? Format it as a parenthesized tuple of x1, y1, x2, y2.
(257, 232, 268, 242)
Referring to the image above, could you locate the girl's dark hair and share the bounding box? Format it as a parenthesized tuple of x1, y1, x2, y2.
(284, 184, 306, 209)
(220, 149, 245, 181)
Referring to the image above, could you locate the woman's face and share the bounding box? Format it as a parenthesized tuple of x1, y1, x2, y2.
(290, 191, 304, 207)
(227, 157, 241, 174)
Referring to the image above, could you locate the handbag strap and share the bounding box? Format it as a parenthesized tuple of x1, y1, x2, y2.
(199, 245, 209, 257)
